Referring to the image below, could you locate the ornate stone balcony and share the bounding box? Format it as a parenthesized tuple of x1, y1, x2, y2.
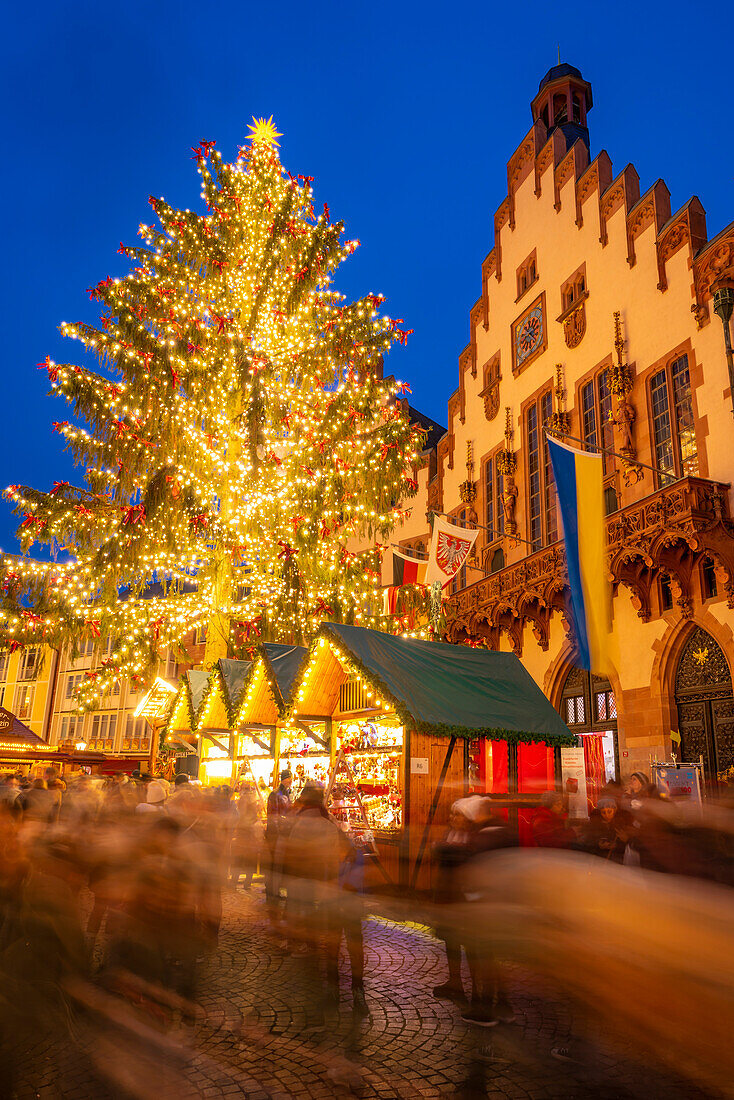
(444, 476, 734, 652)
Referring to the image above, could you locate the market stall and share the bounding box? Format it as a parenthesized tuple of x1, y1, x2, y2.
(292, 623, 575, 889)
(193, 645, 306, 788)
(164, 669, 210, 775)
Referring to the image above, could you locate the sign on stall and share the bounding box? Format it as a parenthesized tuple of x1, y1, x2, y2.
(561, 746, 590, 819)
(652, 763, 703, 806)
(410, 757, 429, 775)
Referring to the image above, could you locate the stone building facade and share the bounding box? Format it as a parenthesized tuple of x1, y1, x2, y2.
(388, 63, 734, 782)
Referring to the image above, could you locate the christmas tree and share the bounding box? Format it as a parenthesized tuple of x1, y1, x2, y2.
(1, 117, 422, 710)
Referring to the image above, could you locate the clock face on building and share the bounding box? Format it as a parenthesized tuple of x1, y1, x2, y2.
(514, 301, 545, 369)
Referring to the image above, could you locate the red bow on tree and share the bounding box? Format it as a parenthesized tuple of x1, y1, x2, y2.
(50, 481, 70, 495)
(201, 139, 216, 156)
(322, 203, 330, 223)
(277, 540, 298, 562)
(148, 617, 165, 641)
(117, 242, 127, 256)
(272, 307, 286, 325)
(239, 618, 262, 641)
(85, 619, 101, 637)
(113, 420, 130, 438)
(312, 598, 333, 617)
(37, 356, 59, 383)
(212, 259, 228, 272)
(394, 328, 413, 346)
(265, 451, 282, 466)
(170, 367, 181, 390)
(380, 443, 396, 461)
(121, 504, 146, 526)
(190, 514, 208, 532)
(405, 477, 418, 492)
(396, 382, 412, 396)
(299, 466, 316, 481)
(190, 144, 205, 162)
(75, 504, 93, 516)
(298, 174, 314, 185)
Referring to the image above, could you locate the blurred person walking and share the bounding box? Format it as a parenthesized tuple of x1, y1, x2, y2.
(230, 785, 262, 890)
(532, 790, 575, 849)
(282, 780, 341, 1030)
(265, 770, 292, 922)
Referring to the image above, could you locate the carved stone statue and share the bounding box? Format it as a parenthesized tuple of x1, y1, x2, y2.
(615, 397, 636, 453)
(502, 481, 518, 531)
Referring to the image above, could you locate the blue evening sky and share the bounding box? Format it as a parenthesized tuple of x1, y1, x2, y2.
(1, 0, 731, 551)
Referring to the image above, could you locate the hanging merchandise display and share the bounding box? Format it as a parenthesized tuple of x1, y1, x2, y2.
(327, 719, 403, 841)
(278, 724, 330, 796)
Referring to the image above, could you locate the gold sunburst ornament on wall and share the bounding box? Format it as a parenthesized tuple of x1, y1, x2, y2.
(247, 115, 283, 147)
(693, 646, 709, 667)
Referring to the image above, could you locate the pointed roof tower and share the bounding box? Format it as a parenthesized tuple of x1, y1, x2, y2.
(531, 62, 593, 152)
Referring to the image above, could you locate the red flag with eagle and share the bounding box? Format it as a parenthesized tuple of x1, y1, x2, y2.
(426, 516, 478, 588)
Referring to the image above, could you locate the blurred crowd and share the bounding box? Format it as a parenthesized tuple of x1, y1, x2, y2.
(2, 765, 734, 1097)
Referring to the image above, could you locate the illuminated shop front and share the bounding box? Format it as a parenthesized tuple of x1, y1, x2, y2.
(292, 622, 575, 887)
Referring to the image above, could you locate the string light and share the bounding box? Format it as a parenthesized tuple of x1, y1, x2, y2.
(0, 119, 425, 712)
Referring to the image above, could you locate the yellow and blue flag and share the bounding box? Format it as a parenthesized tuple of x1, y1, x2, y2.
(547, 436, 612, 674)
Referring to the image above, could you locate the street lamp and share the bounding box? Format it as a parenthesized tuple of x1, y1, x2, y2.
(713, 285, 734, 415)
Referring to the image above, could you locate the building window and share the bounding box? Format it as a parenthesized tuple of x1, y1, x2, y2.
(604, 485, 618, 516)
(516, 251, 538, 299)
(598, 368, 614, 475)
(561, 265, 586, 312)
(527, 393, 556, 551)
(18, 648, 39, 681)
(702, 558, 718, 599)
(65, 673, 83, 703)
(195, 626, 208, 646)
(540, 392, 557, 543)
(649, 354, 698, 483)
(125, 713, 150, 750)
(581, 381, 597, 450)
(660, 575, 674, 611)
(484, 456, 504, 542)
(90, 712, 117, 751)
(565, 693, 586, 725)
(0, 653, 8, 683)
(490, 547, 505, 574)
(59, 715, 82, 743)
(13, 685, 35, 721)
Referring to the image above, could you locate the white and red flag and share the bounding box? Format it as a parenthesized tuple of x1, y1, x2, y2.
(426, 516, 478, 588)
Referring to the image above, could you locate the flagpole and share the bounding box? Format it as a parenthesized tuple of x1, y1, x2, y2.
(543, 426, 678, 485)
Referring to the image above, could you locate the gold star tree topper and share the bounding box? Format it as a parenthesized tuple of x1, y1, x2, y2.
(247, 115, 282, 147)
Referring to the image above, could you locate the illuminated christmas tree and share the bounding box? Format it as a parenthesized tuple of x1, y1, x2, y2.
(1, 117, 422, 709)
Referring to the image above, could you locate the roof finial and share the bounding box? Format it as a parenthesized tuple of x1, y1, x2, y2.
(557, 43, 561, 65)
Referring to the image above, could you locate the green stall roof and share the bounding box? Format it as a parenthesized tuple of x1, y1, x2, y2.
(318, 623, 576, 744)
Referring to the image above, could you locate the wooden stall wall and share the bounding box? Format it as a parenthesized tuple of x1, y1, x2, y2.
(407, 731, 467, 892)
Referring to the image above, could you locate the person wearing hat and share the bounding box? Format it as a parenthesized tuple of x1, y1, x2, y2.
(134, 779, 168, 815)
(264, 770, 292, 921)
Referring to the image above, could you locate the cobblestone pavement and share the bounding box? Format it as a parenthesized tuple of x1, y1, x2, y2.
(9, 885, 720, 1100)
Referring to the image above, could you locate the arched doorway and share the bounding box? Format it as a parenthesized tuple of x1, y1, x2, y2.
(560, 667, 619, 802)
(675, 627, 734, 779)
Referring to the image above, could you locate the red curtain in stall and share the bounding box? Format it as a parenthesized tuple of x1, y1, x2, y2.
(583, 734, 606, 809)
(517, 741, 555, 792)
(490, 740, 508, 793)
(517, 741, 555, 845)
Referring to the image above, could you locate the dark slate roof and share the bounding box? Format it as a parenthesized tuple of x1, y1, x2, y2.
(186, 670, 210, 716)
(219, 657, 253, 712)
(538, 62, 584, 92)
(264, 644, 307, 703)
(407, 405, 446, 451)
(0, 707, 46, 745)
(318, 623, 574, 744)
